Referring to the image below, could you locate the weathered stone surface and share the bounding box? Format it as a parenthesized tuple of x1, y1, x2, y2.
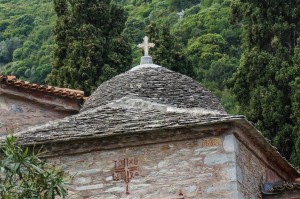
(49, 137, 239, 198)
(194, 146, 218, 155)
(223, 134, 239, 153)
(225, 166, 237, 181)
(74, 177, 92, 185)
(237, 166, 243, 183)
(75, 184, 104, 191)
(236, 140, 267, 199)
(204, 153, 235, 166)
(204, 182, 236, 193)
(0, 93, 72, 134)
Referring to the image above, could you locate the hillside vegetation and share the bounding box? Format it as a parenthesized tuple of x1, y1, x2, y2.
(0, 0, 55, 83)
(2, 0, 299, 165)
(0, 0, 241, 113)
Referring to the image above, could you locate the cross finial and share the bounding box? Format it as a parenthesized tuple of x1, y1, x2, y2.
(138, 36, 155, 56)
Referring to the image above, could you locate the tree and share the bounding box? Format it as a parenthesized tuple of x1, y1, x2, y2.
(290, 38, 300, 165)
(145, 23, 195, 78)
(187, 33, 227, 79)
(0, 136, 67, 199)
(47, 0, 132, 95)
(230, 0, 300, 160)
(0, 37, 21, 65)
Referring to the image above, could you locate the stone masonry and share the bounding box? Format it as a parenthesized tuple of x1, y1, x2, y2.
(0, 93, 72, 134)
(43, 129, 290, 199)
(236, 139, 282, 199)
(48, 134, 241, 199)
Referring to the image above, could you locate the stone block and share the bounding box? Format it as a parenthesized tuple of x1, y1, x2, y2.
(223, 134, 239, 153)
(204, 182, 236, 193)
(158, 159, 171, 169)
(105, 186, 124, 193)
(75, 183, 104, 191)
(88, 195, 118, 199)
(204, 153, 235, 166)
(237, 166, 243, 183)
(105, 176, 113, 182)
(71, 168, 102, 176)
(226, 166, 237, 181)
(74, 177, 92, 185)
(193, 146, 218, 156)
(183, 184, 198, 196)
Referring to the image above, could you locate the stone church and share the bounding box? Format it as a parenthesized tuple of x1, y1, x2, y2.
(10, 37, 300, 198)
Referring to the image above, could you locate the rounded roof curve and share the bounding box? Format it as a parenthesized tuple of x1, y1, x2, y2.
(81, 65, 225, 113)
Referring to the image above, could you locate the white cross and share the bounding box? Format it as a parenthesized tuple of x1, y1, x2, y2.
(137, 36, 155, 56)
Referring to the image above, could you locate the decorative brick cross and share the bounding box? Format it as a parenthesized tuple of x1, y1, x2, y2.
(138, 36, 155, 56)
(113, 157, 139, 194)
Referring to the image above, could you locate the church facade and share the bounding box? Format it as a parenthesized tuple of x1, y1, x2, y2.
(19, 119, 299, 198)
(12, 39, 300, 198)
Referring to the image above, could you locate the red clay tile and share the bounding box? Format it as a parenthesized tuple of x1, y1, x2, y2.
(0, 75, 85, 100)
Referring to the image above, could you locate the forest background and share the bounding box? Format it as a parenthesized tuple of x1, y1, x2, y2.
(0, 0, 299, 166)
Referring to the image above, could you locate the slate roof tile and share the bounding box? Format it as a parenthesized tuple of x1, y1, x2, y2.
(82, 67, 225, 112)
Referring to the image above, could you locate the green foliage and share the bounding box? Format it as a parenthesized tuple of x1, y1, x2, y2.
(47, 0, 132, 95)
(0, 135, 67, 199)
(187, 33, 227, 73)
(0, 0, 56, 83)
(0, 0, 241, 114)
(145, 23, 195, 77)
(0, 37, 21, 65)
(1, 0, 299, 166)
(290, 38, 300, 165)
(230, 0, 300, 160)
(113, 0, 241, 114)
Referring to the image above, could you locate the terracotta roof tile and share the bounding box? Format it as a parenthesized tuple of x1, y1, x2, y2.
(0, 75, 84, 100)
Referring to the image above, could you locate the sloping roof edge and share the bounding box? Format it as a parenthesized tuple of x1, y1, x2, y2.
(231, 119, 300, 180)
(0, 75, 84, 100)
(9, 114, 300, 179)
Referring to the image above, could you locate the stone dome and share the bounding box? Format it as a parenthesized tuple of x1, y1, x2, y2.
(81, 63, 225, 113)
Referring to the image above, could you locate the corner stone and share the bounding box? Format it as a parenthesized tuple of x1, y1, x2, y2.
(223, 134, 238, 153)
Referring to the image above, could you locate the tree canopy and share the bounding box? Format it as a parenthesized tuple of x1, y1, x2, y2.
(46, 0, 132, 95)
(145, 23, 195, 78)
(230, 0, 300, 160)
(0, 0, 241, 114)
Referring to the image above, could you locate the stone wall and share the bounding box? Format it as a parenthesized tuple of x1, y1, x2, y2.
(0, 93, 71, 134)
(48, 134, 240, 199)
(236, 139, 282, 198)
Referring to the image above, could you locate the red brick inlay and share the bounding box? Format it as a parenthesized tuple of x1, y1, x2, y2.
(113, 158, 139, 194)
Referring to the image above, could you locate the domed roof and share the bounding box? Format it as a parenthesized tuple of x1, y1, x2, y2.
(81, 64, 225, 113)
